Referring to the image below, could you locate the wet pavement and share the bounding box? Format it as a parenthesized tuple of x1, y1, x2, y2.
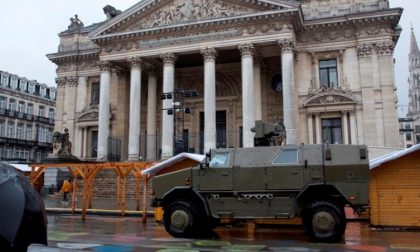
(41, 213, 420, 252)
(39, 194, 420, 252)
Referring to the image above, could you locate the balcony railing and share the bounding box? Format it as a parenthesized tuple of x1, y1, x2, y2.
(0, 132, 52, 148)
(0, 108, 55, 125)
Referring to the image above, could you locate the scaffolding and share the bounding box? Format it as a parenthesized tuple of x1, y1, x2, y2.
(29, 161, 153, 222)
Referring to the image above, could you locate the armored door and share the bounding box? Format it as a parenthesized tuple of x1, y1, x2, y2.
(266, 147, 304, 190)
(197, 150, 233, 191)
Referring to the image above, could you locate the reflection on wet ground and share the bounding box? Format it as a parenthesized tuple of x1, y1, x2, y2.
(46, 215, 420, 252)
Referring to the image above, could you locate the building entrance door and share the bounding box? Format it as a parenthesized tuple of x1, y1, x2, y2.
(200, 111, 227, 154)
(91, 130, 98, 158)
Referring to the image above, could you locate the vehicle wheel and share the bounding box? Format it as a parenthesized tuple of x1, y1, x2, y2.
(163, 199, 201, 238)
(302, 201, 346, 242)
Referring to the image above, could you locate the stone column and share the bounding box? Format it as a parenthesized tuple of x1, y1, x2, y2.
(307, 113, 314, 144)
(253, 56, 262, 121)
(358, 44, 377, 146)
(279, 39, 297, 144)
(97, 61, 111, 161)
(76, 76, 87, 112)
(342, 111, 349, 144)
(239, 44, 255, 148)
(161, 53, 176, 159)
(146, 72, 157, 161)
(377, 42, 400, 147)
(82, 128, 88, 158)
(315, 113, 322, 144)
(201, 48, 217, 153)
(54, 77, 66, 132)
(75, 126, 83, 157)
(128, 57, 142, 161)
(349, 111, 358, 144)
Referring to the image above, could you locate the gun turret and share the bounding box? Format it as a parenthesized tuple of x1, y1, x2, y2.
(251, 120, 286, 146)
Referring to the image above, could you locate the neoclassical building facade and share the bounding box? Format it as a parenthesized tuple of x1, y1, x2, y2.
(48, 0, 402, 161)
(0, 70, 56, 162)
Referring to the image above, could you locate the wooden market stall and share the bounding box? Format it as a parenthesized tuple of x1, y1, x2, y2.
(29, 161, 153, 222)
(369, 145, 420, 227)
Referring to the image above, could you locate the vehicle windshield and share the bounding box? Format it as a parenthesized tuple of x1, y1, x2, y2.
(209, 152, 230, 167)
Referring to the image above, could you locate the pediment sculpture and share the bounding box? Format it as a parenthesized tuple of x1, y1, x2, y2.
(303, 85, 357, 107)
(133, 0, 256, 30)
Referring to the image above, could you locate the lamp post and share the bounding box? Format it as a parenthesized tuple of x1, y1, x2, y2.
(161, 89, 198, 155)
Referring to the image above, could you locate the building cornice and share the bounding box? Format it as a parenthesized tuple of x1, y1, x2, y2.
(302, 8, 402, 31)
(47, 48, 101, 64)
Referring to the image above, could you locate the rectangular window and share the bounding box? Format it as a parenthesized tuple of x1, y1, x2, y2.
(48, 130, 53, 143)
(38, 106, 45, 117)
(416, 125, 420, 133)
(7, 123, 14, 138)
(0, 121, 4, 137)
(406, 133, 412, 141)
(91, 82, 100, 105)
(209, 152, 231, 167)
(50, 89, 56, 100)
(35, 85, 40, 95)
(273, 149, 299, 164)
(18, 102, 25, 114)
(28, 83, 35, 94)
(319, 59, 338, 88)
(404, 122, 412, 129)
(6, 148, 13, 158)
(8, 99, 16, 111)
(48, 108, 55, 120)
(26, 125, 33, 140)
(322, 118, 342, 144)
(27, 104, 33, 115)
(11, 77, 18, 89)
(16, 124, 24, 140)
(1, 75, 8, 86)
(39, 127, 47, 142)
(20, 81, 27, 92)
(416, 135, 420, 144)
(40, 87, 46, 97)
(0, 96, 6, 110)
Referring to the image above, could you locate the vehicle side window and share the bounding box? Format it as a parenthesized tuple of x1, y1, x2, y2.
(209, 152, 230, 167)
(272, 149, 298, 164)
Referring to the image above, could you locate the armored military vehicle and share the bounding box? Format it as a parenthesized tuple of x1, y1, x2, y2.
(151, 143, 369, 242)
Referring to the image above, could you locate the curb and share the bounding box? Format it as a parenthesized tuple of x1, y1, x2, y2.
(46, 208, 155, 217)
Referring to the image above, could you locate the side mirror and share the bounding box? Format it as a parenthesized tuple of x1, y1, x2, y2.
(205, 150, 212, 161)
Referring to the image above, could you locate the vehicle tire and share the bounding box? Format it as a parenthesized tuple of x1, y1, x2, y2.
(163, 199, 202, 238)
(302, 201, 346, 242)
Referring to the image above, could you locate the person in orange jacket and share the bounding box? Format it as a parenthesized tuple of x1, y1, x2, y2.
(60, 179, 71, 205)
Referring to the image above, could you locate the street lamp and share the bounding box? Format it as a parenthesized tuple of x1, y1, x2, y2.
(162, 88, 198, 155)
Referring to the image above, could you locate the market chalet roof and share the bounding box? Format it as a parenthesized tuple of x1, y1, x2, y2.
(369, 144, 420, 170)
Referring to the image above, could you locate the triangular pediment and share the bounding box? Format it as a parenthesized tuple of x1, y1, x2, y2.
(90, 0, 299, 38)
(303, 87, 358, 107)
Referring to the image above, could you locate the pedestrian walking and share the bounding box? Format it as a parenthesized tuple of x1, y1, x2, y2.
(60, 179, 71, 205)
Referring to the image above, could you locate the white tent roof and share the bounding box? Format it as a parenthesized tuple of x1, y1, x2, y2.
(142, 153, 205, 175)
(8, 164, 37, 172)
(369, 144, 420, 169)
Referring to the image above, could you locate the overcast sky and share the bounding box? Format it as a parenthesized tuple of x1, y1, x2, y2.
(0, 0, 416, 116)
